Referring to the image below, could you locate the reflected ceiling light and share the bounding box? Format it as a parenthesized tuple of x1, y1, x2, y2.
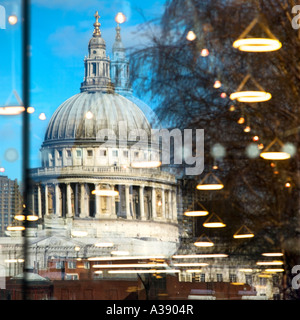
(230, 74, 271, 103)
(111, 250, 129, 256)
(231, 282, 245, 286)
(260, 152, 290, 160)
(94, 270, 103, 274)
(233, 38, 282, 52)
(285, 182, 291, 188)
(265, 268, 284, 273)
(186, 30, 196, 41)
(27, 107, 35, 114)
(220, 92, 227, 98)
(172, 254, 228, 259)
(237, 117, 245, 124)
(108, 269, 180, 274)
(232, 16, 282, 52)
(88, 255, 165, 261)
(15, 214, 39, 222)
(39, 113, 46, 120)
(71, 230, 88, 237)
(93, 263, 168, 268)
(239, 268, 253, 272)
(194, 234, 214, 247)
(253, 136, 259, 142)
(0, 106, 25, 115)
(94, 242, 114, 247)
(260, 137, 291, 160)
(233, 225, 254, 239)
(185, 269, 202, 273)
(131, 160, 161, 168)
(74, 246, 80, 252)
(213, 80, 222, 89)
(92, 189, 119, 196)
(115, 12, 126, 24)
(200, 48, 209, 56)
(203, 213, 226, 228)
(184, 202, 209, 217)
(230, 91, 271, 103)
(256, 261, 284, 266)
(196, 172, 224, 190)
(8, 15, 18, 25)
(173, 263, 208, 267)
(244, 126, 251, 133)
(229, 105, 236, 112)
(5, 259, 24, 263)
(7, 226, 25, 231)
(258, 274, 272, 278)
(85, 111, 94, 119)
(262, 253, 283, 257)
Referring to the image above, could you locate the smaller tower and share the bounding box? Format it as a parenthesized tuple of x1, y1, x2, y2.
(80, 11, 112, 93)
(110, 23, 132, 95)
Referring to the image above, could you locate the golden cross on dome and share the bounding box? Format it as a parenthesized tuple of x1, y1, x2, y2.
(93, 11, 101, 37)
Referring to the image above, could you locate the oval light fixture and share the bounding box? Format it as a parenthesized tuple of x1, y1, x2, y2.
(232, 16, 282, 52)
(233, 225, 254, 239)
(196, 172, 224, 190)
(115, 12, 126, 24)
(194, 234, 214, 247)
(233, 38, 282, 52)
(92, 189, 119, 196)
(260, 137, 291, 160)
(184, 202, 209, 217)
(131, 160, 161, 168)
(203, 213, 226, 228)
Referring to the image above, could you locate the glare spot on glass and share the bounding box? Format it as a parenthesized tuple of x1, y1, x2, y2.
(115, 12, 126, 24)
(200, 48, 209, 56)
(85, 111, 94, 119)
(186, 30, 196, 41)
(27, 107, 35, 113)
(220, 92, 227, 98)
(213, 80, 222, 89)
(211, 143, 226, 159)
(282, 142, 296, 157)
(246, 143, 260, 159)
(4, 148, 19, 162)
(8, 15, 17, 25)
(39, 112, 46, 120)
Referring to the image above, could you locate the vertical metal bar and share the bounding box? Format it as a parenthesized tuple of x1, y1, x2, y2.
(21, 0, 30, 300)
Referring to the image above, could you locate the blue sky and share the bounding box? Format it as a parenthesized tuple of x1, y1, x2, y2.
(0, 0, 166, 181)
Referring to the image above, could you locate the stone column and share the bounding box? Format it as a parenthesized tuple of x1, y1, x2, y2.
(125, 185, 132, 219)
(55, 184, 61, 216)
(37, 184, 42, 218)
(172, 190, 177, 222)
(139, 185, 146, 220)
(111, 184, 117, 218)
(66, 183, 72, 217)
(151, 186, 157, 220)
(161, 188, 166, 220)
(95, 183, 101, 218)
(80, 183, 88, 218)
(44, 184, 48, 216)
(168, 190, 172, 220)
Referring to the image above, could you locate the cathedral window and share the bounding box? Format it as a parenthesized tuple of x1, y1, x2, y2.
(76, 149, 82, 157)
(112, 150, 118, 157)
(100, 149, 107, 156)
(87, 150, 93, 157)
(92, 63, 96, 75)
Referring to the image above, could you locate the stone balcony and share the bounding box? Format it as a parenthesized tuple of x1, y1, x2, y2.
(29, 165, 176, 183)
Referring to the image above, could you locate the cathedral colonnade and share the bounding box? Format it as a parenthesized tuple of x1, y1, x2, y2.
(32, 181, 178, 223)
